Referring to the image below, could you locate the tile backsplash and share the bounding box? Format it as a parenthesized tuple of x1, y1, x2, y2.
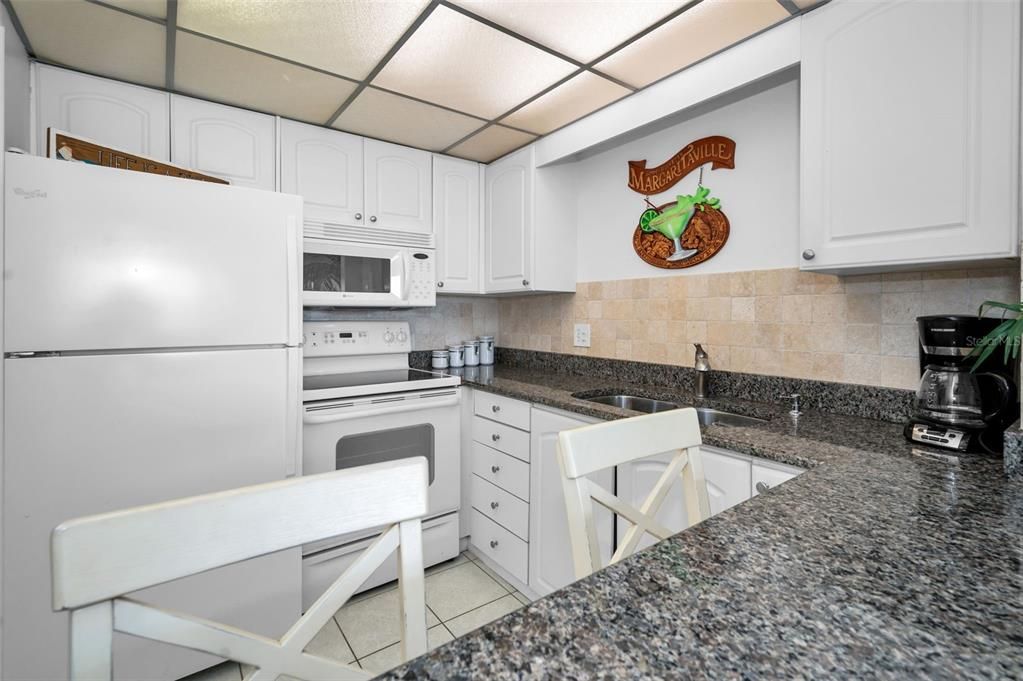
(495, 266, 1020, 390)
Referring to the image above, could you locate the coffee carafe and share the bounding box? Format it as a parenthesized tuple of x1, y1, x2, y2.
(905, 316, 1018, 454)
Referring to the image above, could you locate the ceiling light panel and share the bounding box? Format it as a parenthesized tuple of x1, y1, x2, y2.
(99, 0, 167, 20)
(333, 87, 485, 152)
(174, 32, 358, 124)
(373, 5, 578, 120)
(596, 0, 789, 88)
(452, 0, 685, 63)
(792, 0, 826, 8)
(177, 0, 430, 80)
(447, 125, 537, 163)
(502, 72, 629, 135)
(12, 0, 165, 87)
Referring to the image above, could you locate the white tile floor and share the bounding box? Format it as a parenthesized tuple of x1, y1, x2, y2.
(181, 550, 530, 680)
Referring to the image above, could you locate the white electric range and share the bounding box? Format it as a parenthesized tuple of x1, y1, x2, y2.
(300, 321, 461, 608)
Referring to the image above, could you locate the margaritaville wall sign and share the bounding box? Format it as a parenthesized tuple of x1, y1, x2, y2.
(628, 136, 735, 269)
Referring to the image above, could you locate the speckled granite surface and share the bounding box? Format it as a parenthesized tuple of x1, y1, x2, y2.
(1004, 419, 1022, 478)
(376, 365, 1023, 680)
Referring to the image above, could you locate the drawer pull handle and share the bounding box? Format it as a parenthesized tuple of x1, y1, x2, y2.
(491, 465, 501, 474)
(490, 540, 499, 549)
(491, 433, 501, 442)
(490, 501, 499, 510)
(755, 481, 770, 494)
(492, 405, 501, 413)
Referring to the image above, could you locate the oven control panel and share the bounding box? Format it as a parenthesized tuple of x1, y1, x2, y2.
(303, 321, 412, 356)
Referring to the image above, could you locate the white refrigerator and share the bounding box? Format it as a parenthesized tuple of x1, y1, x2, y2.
(2, 154, 304, 681)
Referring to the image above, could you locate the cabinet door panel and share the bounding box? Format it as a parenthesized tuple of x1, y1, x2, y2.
(484, 146, 533, 292)
(35, 65, 169, 159)
(528, 408, 611, 597)
(800, 0, 1019, 270)
(364, 139, 432, 236)
(280, 120, 363, 226)
(171, 95, 275, 189)
(433, 155, 480, 293)
(702, 446, 752, 514)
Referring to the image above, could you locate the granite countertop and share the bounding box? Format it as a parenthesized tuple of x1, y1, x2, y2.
(379, 365, 1023, 679)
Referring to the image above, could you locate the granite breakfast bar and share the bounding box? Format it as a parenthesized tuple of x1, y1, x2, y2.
(380, 362, 1023, 679)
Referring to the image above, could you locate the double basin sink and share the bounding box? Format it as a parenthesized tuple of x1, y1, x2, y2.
(578, 394, 766, 427)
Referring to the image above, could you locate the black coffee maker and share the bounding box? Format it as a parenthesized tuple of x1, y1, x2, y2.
(904, 315, 1019, 454)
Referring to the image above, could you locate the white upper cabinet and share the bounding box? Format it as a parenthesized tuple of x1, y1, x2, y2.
(484, 145, 533, 293)
(171, 95, 276, 190)
(800, 0, 1020, 272)
(34, 65, 169, 160)
(433, 155, 481, 294)
(279, 120, 364, 227)
(364, 139, 432, 238)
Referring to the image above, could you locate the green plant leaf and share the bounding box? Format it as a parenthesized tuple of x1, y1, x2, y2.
(969, 317, 1016, 370)
(977, 300, 1023, 317)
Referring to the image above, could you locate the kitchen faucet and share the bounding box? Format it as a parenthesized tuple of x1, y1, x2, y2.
(694, 343, 710, 398)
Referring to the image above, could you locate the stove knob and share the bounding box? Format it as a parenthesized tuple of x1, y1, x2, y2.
(397, 331, 408, 343)
(384, 331, 395, 343)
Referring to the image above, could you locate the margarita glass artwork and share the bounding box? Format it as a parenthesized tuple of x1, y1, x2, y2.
(639, 185, 721, 261)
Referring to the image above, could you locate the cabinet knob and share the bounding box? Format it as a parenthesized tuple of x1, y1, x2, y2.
(355, 212, 362, 220)
(491, 433, 501, 442)
(490, 501, 499, 510)
(369, 215, 378, 223)
(490, 540, 499, 549)
(801, 249, 815, 260)
(522, 279, 530, 286)
(491, 405, 500, 413)
(755, 481, 770, 494)
(437, 281, 445, 288)
(491, 465, 501, 473)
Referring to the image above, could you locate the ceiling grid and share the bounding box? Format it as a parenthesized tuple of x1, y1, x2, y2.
(7, 0, 825, 163)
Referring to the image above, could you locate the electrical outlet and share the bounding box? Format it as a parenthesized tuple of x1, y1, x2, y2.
(574, 323, 591, 348)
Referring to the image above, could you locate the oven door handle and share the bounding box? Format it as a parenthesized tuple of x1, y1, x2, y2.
(303, 392, 460, 424)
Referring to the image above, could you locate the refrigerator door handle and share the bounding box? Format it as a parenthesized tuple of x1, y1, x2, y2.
(286, 216, 302, 346)
(285, 347, 302, 477)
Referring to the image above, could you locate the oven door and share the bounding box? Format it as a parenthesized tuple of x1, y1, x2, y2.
(301, 387, 460, 553)
(302, 238, 410, 307)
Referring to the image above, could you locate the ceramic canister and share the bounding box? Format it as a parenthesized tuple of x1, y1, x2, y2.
(478, 335, 495, 365)
(431, 349, 449, 369)
(464, 339, 480, 366)
(447, 343, 465, 368)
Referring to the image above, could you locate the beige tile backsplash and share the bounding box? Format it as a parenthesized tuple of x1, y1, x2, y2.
(495, 267, 1021, 390)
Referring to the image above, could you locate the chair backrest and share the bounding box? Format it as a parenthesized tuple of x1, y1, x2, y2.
(557, 408, 710, 579)
(52, 458, 430, 681)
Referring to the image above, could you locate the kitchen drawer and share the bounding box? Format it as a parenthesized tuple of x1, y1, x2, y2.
(474, 391, 530, 430)
(471, 474, 529, 540)
(471, 441, 529, 501)
(751, 460, 803, 496)
(471, 509, 528, 584)
(471, 415, 529, 462)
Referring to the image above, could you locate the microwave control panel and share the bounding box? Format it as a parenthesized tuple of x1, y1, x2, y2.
(303, 321, 412, 356)
(408, 251, 436, 307)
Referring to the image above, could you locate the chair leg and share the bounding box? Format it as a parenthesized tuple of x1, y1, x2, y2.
(396, 519, 428, 661)
(69, 601, 113, 681)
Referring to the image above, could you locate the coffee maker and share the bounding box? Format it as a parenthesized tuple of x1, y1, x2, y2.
(904, 315, 1019, 454)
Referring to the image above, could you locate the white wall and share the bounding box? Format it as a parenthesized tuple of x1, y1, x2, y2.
(573, 77, 799, 282)
(1, 6, 30, 151)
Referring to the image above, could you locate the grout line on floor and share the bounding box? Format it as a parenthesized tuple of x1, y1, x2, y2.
(334, 618, 360, 666)
(440, 591, 522, 626)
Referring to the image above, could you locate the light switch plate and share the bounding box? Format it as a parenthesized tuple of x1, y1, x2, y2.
(574, 323, 591, 347)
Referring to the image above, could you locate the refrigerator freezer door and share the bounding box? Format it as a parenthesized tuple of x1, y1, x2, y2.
(2, 348, 301, 681)
(4, 154, 302, 352)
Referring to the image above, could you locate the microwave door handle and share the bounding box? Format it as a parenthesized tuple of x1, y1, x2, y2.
(303, 393, 460, 424)
(402, 251, 413, 302)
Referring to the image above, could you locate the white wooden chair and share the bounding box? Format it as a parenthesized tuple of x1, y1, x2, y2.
(51, 458, 431, 681)
(557, 408, 711, 579)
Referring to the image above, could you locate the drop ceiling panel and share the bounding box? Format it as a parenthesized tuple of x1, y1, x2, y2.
(596, 0, 790, 88)
(452, 0, 685, 63)
(12, 0, 165, 87)
(333, 87, 485, 151)
(373, 5, 577, 120)
(503, 72, 630, 135)
(448, 125, 537, 163)
(177, 0, 429, 80)
(174, 32, 358, 124)
(100, 0, 167, 20)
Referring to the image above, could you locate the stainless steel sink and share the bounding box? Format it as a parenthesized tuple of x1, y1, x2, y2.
(579, 394, 767, 426)
(583, 394, 680, 413)
(694, 407, 766, 427)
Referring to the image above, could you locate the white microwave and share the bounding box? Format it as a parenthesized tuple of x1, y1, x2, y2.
(302, 238, 436, 308)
